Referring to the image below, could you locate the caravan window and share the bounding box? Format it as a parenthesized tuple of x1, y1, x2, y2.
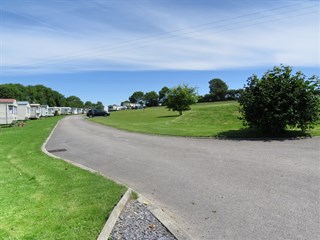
(8, 106, 17, 115)
(8, 105, 13, 114)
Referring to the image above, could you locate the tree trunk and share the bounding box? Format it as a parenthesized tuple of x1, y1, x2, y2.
(179, 111, 182, 115)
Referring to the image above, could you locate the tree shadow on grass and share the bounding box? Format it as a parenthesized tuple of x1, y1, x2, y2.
(216, 128, 311, 141)
(157, 115, 180, 118)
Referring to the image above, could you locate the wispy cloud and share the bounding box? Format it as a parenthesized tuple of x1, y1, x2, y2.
(1, 0, 319, 75)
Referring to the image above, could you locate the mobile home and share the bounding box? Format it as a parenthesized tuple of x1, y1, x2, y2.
(61, 107, 71, 115)
(30, 104, 41, 119)
(17, 101, 31, 121)
(0, 99, 18, 124)
(77, 108, 84, 114)
(71, 108, 78, 115)
(47, 107, 55, 117)
(40, 105, 49, 117)
(51, 107, 61, 116)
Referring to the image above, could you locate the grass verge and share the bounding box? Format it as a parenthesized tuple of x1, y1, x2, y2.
(89, 101, 320, 138)
(0, 117, 126, 240)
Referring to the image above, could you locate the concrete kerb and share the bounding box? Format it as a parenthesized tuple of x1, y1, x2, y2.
(137, 195, 193, 240)
(97, 188, 132, 240)
(41, 118, 193, 240)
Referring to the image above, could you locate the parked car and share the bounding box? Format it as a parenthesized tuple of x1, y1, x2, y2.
(86, 109, 110, 117)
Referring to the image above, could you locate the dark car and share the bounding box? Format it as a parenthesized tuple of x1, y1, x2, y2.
(86, 109, 110, 117)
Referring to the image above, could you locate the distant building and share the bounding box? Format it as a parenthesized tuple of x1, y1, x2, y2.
(108, 105, 126, 111)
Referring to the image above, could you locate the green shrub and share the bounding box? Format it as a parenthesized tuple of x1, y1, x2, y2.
(238, 65, 320, 134)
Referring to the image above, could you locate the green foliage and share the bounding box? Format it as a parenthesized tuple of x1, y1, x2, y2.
(95, 101, 104, 110)
(238, 65, 320, 133)
(198, 93, 214, 103)
(0, 84, 67, 106)
(66, 95, 84, 108)
(145, 91, 159, 107)
(166, 84, 197, 115)
(158, 86, 170, 105)
(209, 78, 228, 101)
(0, 84, 105, 109)
(84, 100, 105, 110)
(84, 101, 94, 109)
(129, 91, 145, 103)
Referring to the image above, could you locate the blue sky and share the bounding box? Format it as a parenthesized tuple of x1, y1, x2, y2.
(1, 0, 319, 106)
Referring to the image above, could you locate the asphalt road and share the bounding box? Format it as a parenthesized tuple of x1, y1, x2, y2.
(46, 116, 320, 240)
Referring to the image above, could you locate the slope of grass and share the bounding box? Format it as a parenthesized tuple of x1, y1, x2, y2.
(0, 117, 126, 240)
(90, 101, 320, 138)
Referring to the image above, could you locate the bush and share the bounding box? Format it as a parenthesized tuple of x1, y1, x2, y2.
(238, 65, 320, 134)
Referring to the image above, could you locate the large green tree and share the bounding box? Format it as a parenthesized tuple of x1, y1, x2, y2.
(238, 65, 320, 133)
(95, 101, 105, 110)
(129, 91, 145, 103)
(166, 85, 197, 115)
(209, 78, 228, 101)
(66, 96, 84, 108)
(145, 91, 159, 107)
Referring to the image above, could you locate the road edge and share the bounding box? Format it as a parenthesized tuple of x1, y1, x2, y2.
(41, 117, 193, 240)
(97, 189, 132, 240)
(138, 195, 193, 240)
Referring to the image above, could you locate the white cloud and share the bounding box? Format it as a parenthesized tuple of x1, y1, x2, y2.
(1, 0, 319, 75)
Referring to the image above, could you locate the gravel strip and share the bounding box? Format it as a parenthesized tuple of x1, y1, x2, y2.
(110, 200, 177, 240)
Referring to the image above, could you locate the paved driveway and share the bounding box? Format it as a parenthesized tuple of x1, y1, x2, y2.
(46, 116, 319, 240)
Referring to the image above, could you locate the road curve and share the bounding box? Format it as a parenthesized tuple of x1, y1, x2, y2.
(46, 116, 320, 240)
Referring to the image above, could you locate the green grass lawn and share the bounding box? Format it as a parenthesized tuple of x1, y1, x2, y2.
(0, 117, 126, 240)
(90, 101, 320, 138)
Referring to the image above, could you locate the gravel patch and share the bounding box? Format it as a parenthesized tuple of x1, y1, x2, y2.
(110, 200, 176, 240)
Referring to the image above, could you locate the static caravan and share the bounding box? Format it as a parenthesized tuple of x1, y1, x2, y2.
(52, 107, 61, 116)
(71, 108, 78, 115)
(47, 107, 55, 117)
(61, 107, 71, 115)
(0, 99, 18, 124)
(108, 105, 123, 111)
(30, 104, 41, 119)
(17, 101, 31, 120)
(40, 105, 49, 117)
(77, 108, 83, 114)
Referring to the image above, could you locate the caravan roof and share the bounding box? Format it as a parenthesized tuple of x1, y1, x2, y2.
(0, 99, 16, 103)
(17, 101, 30, 105)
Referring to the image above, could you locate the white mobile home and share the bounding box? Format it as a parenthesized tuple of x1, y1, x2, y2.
(0, 99, 18, 124)
(40, 105, 49, 117)
(51, 107, 61, 116)
(77, 108, 84, 114)
(30, 104, 41, 119)
(61, 107, 71, 115)
(17, 101, 31, 121)
(47, 107, 55, 117)
(71, 108, 78, 115)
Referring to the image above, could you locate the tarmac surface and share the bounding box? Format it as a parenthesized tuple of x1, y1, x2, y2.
(46, 116, 320, 240)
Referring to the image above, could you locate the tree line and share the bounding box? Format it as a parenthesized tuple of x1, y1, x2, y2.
(124, 78, 241, 108)
(0, 83, 104, 109)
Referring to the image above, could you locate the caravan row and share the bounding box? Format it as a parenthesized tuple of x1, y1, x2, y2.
(0, 99, 86, 125)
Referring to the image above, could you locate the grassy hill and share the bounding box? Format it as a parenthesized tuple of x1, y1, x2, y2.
(90, 101, 320, 138)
